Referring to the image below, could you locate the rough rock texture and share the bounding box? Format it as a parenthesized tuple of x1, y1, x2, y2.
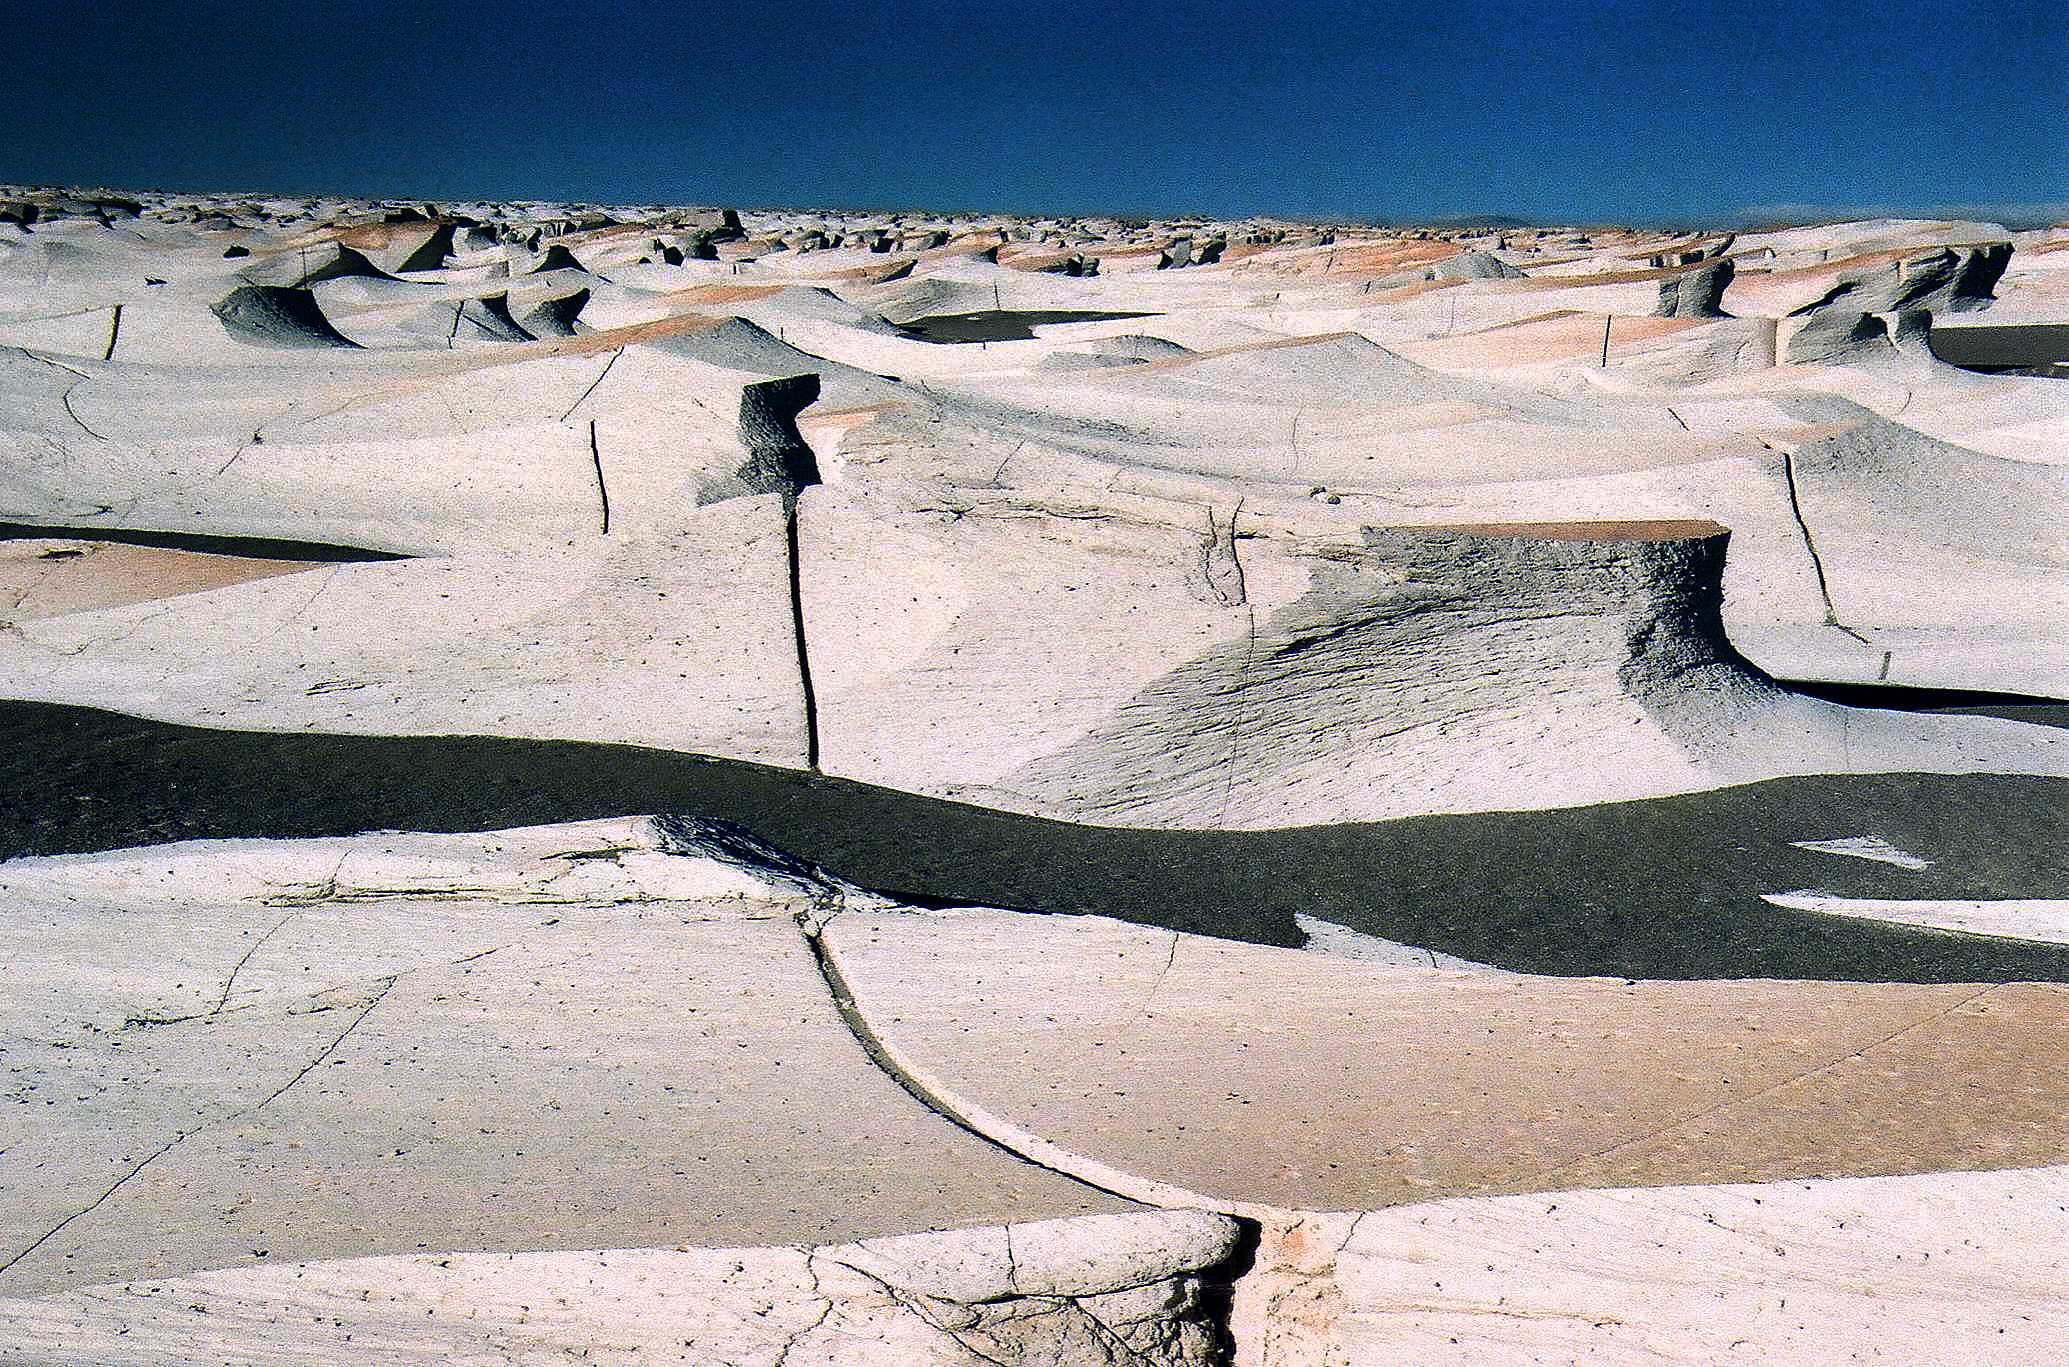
(210, 284, 360, 349)
(1789, 241, 2011, 317)
(2, 189, 2067, 1364)
(0, 1213, 1240, 1366)
(1654, 256, 1733, 317)
(1774, 242, 2010, 366)
(0, 823, 1131, 1296)
(729, 372, 825, 505)
(1239, 1166, 2069, 1366)
(974, 522, 2062, 826)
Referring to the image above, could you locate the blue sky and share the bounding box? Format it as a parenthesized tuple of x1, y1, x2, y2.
(12, 0, 2067, 224)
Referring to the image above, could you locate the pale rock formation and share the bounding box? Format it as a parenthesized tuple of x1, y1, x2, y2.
(820, 904, 2069, 1218)
(3, 813, 2066, 1362)
(0, 1213, 1239, 1366)
(808, 510, 2066, 826)
(1255, 1166, 2069, 1366)
(2, 188, 2066, 1363)
(0, 823, 1138, 1298)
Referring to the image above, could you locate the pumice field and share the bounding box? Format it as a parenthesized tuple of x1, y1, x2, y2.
(0, 186, 2065, 1364)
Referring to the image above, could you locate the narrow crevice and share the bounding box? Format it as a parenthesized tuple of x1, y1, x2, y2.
(1778, 450, 1869, 645)
(60, 383, 109, 442)
(558, 347, 622, 422)
(1782, 677, 2069, 729)
(1197, 1217, 1264, 1367)
(787, 500, 820, 771)
(795, 912, 1138, 1206)
(209, 911, 296, 1017)
(802, 911, 1260, 1365)
(0, 1130, 190, 1280)
(248, 976, 394, 1111)
(731, 375, 829, 774)
(101, 303, 122, 362)
(1216, 605, 1259, 825)
(1195, 500, 1247, 607)
(587, 419, 610, 535)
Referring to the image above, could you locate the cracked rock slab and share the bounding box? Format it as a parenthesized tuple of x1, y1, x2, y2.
(0, 823, 1129, 1296)
(819, 906, 2069, 1215)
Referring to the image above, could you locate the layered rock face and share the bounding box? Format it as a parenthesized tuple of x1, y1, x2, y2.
(1007, 523, 1770, 825)
(1774, 240, 2011, 363)
(1793, 241, 2012, 316)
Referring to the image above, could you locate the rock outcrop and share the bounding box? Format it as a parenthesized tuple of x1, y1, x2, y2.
(1654, 255, 1733, 316)
(0, 1214, 1241, 1366)
(210, 284, 361, 349)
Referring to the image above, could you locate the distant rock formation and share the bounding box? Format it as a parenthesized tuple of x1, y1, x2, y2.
(237, 241, 391, 289)
(1433, 249, 1526, 280)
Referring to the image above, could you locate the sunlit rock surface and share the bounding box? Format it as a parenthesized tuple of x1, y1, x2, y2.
(1, 186, 2065, 1363)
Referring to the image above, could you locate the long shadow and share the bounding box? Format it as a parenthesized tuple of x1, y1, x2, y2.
(895, 310, 1157, 343)
(1783, 677, 2069, 731)
(1927, 322, 2069, 377)
(0, 522, 408, 562)
(3, 700, 2067, 983)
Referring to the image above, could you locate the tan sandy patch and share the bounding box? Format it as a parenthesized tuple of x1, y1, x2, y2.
(0, 540, 322, 621)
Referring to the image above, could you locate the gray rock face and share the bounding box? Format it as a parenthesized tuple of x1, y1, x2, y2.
(731, 373, 824, 507)
(512, 285, 587, 336)
(1791, 242, 2011, 317)
(1006, 522, 1787, 827)
(650, 812, 852, 902)
(452, 291, 531, 343)
(1782, 306, 1937, 365)
(209, 284, 361, 349)
(1433, 249, 1526, 280)
(1780, 241, 2010, 363)
(1655, 257, 1734, 317)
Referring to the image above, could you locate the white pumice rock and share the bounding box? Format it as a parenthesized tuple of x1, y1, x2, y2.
(2, 191, 2067, 1364)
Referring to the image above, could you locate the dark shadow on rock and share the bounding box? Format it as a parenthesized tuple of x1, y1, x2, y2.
(895, 310, 1157, 344)
(2, 702, 2067, 982)
(210, 285, 361, 350)
(1783, 677, 2069, 731)
(0, 523, 409, 562)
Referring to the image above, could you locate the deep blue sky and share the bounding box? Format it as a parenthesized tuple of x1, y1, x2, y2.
(12, 0, 2067, 224)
